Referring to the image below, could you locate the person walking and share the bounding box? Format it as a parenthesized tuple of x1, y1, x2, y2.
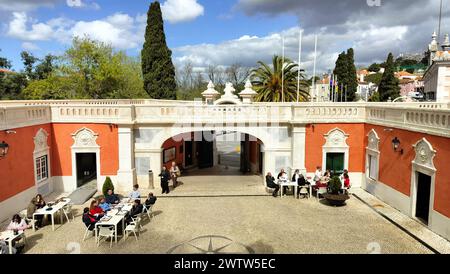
(159, 166, 171, 194)
(170, 161, 181, 188)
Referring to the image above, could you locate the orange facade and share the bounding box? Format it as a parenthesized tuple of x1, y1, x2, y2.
(0, 124, 52, 202)
(305, 123, 366, 173)
(365, 124, 450, 218)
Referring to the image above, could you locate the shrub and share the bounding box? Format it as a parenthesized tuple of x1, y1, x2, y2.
(329, 176, 342, 194)
(102, 177, 114, 196)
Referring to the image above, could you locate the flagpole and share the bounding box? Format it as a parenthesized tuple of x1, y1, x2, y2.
(312, 35, 318, 102)
(438, 0, 443, 43)
(340, 83, 343, 102)
(282, 35, 285, 103)
(297, 29, 303, 103)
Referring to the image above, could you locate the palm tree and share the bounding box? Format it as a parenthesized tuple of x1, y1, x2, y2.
(251, 55, 309, 102)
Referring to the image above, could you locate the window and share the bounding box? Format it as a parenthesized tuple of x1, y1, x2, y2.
(368, 154, 378, 180)
(36, 155, 48, 182)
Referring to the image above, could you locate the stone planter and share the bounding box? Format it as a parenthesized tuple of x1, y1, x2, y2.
(323, 193, 350, 206)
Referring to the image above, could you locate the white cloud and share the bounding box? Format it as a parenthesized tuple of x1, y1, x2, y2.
(66, 0, 83, 7)
(7, 12, 54, 41)
(161, 0, 204, 24)
(21, 41, 40, 51)
(173, 24, 414, 76)
(5, 12, 145, 50)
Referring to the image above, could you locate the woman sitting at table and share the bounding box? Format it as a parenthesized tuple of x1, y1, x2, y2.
(98, 197, 111, 212)
(27, 194, 46, 228)
(89, 200, 105, 220)
(82, 207, 98, 231)
(7, 214, 30, 232)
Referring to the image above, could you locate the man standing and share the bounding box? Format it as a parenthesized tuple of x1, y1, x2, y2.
(159, 166, 171, 194)
(170, 161, 181, 188)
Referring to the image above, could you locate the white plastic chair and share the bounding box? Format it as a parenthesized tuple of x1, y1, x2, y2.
(97, 226, 115, 248)
(316, 187, 328, 199)
(131, 213, 144, 229)
(83, 225, 94, 241)
(125, 217, 141, 241)
(143, 204, 153, 219)
(63, 203, 74, 223)
(299, 186, 309, 199)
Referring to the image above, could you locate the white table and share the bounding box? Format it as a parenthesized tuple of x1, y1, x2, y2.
(95, 204, 132, 243)
(279, 180, 298, 198)
(0, 230, 24, 254)
(32, 198, 70, 231)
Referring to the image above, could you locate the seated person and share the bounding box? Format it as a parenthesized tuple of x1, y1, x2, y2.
(343, 173, 351, 189)
(126, 199, 143, 224)
(7, 214, 30, 232)
(144, 193, 157, 209)
(105, 189, 120, 205)
(27, 194, 46, 228)
(129, 184, 141, 199)
(89, 200, 104, 220)
(82, 207, 97, 231)
(98, 197, 111, 212)
(0, 239, 16, 254)
(265, 172, 280, 197)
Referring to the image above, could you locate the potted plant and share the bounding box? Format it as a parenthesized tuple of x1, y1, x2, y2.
(323, 176, 350, 206)
(102, 176, 114, 196)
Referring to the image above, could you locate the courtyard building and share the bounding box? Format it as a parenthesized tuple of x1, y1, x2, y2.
(0, 81, 449, 243)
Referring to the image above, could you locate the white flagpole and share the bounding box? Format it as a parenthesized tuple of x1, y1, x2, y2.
(312, 35, 318, 102)
(297, 28, 303, 103)
(282, 35, 285, 103)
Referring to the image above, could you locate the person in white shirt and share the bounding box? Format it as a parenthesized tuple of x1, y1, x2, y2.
(129, 184, 141, 199)
(314, 166, 322, 184)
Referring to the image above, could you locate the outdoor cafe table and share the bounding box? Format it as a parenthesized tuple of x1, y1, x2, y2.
(95, 202, 133, 243)
(0, 230, 25, 254)
(279, 180, 298, 198)
(32, 198, 71, 231)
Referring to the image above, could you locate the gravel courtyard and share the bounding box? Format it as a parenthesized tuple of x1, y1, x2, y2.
(15, 167, 439, 254)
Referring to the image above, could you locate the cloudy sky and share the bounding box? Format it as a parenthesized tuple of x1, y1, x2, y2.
(0, 0, 449, 76)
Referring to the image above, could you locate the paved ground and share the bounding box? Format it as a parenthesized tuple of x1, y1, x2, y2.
(5, 167, 448, 254)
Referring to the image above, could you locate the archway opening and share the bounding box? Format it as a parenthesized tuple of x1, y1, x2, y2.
(160, 131, 265, 194)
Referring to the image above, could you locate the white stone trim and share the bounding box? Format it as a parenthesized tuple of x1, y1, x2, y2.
(410, 138, 437, 226)
(70, 127, 101, 192)
(365, 129, 380, 182)
(33, 128, 52, 195)
(322, 127, 349, 173)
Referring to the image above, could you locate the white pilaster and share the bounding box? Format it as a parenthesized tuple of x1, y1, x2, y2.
(291, 125, 307, 173)
(116, 126, 136, 192)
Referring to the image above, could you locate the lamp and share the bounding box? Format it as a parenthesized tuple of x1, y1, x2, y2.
(0, 141, 9, 158)
(392, 137, 403, 154)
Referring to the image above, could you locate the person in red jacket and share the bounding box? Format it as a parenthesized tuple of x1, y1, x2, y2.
(89, 200, 104, 220)
(343, 173, 351, 189)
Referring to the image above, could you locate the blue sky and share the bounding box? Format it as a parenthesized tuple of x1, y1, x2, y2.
(0, 0, 448, 76)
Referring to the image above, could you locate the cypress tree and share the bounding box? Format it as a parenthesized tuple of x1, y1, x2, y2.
(378, 53, 400, 101)
(333, 51, 347, 102)
(345, 48, 358, 102)
(141, 1, 177, 99)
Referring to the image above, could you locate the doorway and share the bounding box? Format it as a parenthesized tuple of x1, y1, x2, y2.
(76, 153, 97, 187)
(415, 172, 431, 225)
(326, 153, 345, 176)
(196, 131, 214, 169)
(184, 141, 193, 167)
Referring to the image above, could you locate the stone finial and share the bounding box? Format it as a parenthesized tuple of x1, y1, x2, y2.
(239, 79, 257, 104)
(202, 81, 220, 104)
(223, 82, 238, 99)
(442, 34, 450, 50)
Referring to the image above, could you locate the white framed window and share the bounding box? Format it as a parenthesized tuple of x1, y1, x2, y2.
(366, 129, 380, 181)
(36, 155, 49, 182)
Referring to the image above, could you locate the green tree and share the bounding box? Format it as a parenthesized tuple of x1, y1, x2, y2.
(378, 53, 400, 101)
(35, 54, 57, 80)
(365, 73, 383, 85)
(345, 48, 358, 102)
(368, 63, 381, 72)
(251, 55, 309, 102)
(20, 51, 38, 80)
(141, 1, 177, 99)
(333, 48, 357, 102)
